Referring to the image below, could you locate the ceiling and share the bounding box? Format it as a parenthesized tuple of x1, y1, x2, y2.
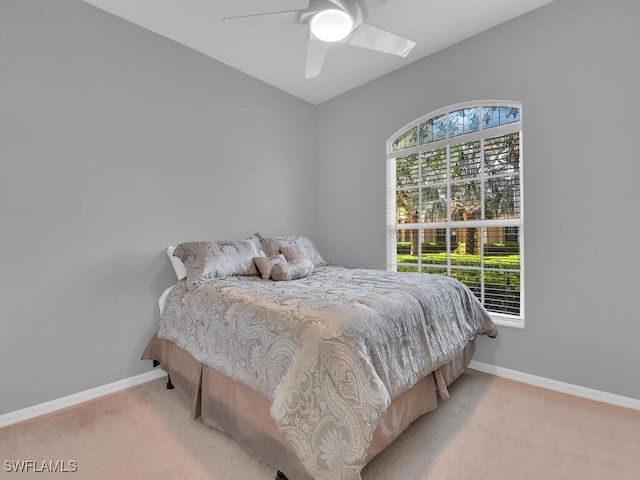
(81, 0, 555, 105)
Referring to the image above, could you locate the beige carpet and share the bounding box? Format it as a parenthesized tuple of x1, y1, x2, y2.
(1, 370, 639, 479)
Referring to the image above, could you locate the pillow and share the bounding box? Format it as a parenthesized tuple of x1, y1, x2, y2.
(280, 247, 300, 262)
(254, 254, 286, 280)
(256, 233, 326, 267)
(167, 246, 187, 280)
(173, 235, 266, 290)
(270, 259, 314, 281)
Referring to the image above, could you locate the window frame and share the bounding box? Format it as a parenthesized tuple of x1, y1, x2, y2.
(386, 100, 524, 329)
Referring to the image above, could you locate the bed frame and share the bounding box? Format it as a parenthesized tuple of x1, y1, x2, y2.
(142, 333, 477, 480)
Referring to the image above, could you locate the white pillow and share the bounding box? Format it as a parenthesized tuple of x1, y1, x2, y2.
(167, 246, 187, 280)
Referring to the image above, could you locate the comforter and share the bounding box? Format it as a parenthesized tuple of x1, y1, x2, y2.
(159, 265, 496, 480)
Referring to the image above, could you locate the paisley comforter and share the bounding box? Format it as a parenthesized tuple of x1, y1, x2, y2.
(159, 265, 496, 480)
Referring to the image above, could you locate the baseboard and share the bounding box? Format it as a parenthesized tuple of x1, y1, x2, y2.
(468, 360, 640, 411)
(3, 362, 639, 429)
(0, 369, 166, 428)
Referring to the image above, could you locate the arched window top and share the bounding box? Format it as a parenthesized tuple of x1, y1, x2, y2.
(389, 101, 521, 153)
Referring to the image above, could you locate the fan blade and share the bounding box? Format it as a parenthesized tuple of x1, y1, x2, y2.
(347, 22, 415, 57)
(305, 40, 329, 78)
(221, 9, 302, 26)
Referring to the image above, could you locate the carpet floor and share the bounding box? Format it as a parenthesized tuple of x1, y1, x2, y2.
(1, 369, 639, 479)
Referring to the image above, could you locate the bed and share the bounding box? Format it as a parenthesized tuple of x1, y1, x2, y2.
(142, 234, 497, 480)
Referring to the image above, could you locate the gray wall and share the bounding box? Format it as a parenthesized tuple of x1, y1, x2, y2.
(2, 0, 639, 416)
(316, 0, 640, 399)
(0, 0, 316, 415)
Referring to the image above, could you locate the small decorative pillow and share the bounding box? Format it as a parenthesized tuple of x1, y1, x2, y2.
(270, 259, 314, 281)
(256, 233, 326, 267)
(173, 235, 266, 290)
(280, 247, 300, 262)
(253, 254, 286, 280)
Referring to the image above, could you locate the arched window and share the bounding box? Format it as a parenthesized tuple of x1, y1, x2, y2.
(387, 101, 524, 328)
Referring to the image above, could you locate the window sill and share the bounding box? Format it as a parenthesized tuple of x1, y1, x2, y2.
(490, 312, 524, 329)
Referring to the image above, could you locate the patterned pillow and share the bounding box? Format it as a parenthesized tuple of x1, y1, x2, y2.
(173, 235, 266, 290)
(253, 254, 287, 280)
(256, 233, 326, 267)
(270, 259, 314, 281)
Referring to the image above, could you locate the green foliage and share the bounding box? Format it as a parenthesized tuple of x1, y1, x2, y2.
(397, 242, 447, 254)
(485, 242, 519, 255)
(397, 252, 520, 268)
(397, 242, 411, 254)
(396, 252, 521, 314)
(423, 242, 447, 252)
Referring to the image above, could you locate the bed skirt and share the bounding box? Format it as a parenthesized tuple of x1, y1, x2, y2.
(142, 333, 476, 480)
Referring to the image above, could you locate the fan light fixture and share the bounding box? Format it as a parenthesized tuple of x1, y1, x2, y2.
(222, 0, 417, 78)
(309, 9, 354, 42)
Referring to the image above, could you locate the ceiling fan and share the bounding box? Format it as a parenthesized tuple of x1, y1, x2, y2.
(222, 0, 416, 78)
